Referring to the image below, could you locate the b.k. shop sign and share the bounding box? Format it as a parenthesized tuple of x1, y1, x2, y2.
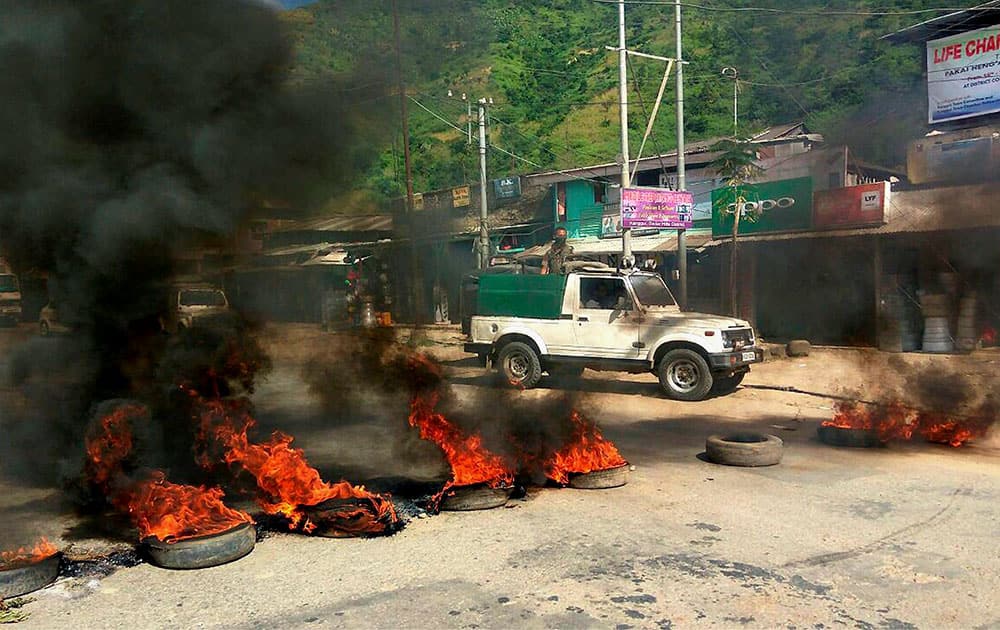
(711, 177, 813, 237)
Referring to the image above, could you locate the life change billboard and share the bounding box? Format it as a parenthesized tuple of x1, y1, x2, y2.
(927, 25, 1000, 124)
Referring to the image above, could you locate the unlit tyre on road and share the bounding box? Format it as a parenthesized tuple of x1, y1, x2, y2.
(658, 348, 714, 401)
(496, 341, 542, 389)
(0, 553, 61, 600)
(706, 433, 783, 467)
(142, 523, 256, 570)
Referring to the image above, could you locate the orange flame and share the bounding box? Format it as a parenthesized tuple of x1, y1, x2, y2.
(121, 473, 253, 543)
(0, 538, 58, 569)
(544, 410, 627, 485)
(407, 392, 515, 492)
(822, 401, 992, 447)
(193, 396, 398, 535)
(84, 402, 252, 542)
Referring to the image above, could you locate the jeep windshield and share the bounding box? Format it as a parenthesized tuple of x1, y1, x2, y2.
(629, 273, 677, 307)
(0, 274, 18, 292)
(179, 289, 227, 307)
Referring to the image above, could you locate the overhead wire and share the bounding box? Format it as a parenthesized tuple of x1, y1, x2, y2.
(589, 1, 1000, 17)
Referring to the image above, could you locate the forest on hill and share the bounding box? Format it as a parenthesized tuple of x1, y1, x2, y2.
(280, 1, 943, 204)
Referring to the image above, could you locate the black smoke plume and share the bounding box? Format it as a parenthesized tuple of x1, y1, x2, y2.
(0, 0, 388, 485)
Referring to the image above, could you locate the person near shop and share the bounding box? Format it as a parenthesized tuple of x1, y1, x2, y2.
(541, 226, 573, 275)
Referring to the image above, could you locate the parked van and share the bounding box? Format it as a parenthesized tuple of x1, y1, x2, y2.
(160, 285, 230, 333)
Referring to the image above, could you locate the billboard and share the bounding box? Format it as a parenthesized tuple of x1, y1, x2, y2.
(711, 177, 813, 237)
(927, 25, 1000, 124)
(813, 182, 889, 230)
(620, 187, 694, 229)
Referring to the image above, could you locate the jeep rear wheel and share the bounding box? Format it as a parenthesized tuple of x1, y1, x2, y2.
(658, 349, 713, 401)
(497, 341, 542, 389)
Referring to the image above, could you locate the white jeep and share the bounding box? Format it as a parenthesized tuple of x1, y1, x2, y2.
(464, 265, 762, 400)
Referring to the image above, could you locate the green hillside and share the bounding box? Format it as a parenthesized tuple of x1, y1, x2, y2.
(282, 1, 940, 202)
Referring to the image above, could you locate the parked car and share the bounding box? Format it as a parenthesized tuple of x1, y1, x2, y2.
(464, 262, 762, 400)
(160, 285, 231, 333)
(38, 303, 71, 336)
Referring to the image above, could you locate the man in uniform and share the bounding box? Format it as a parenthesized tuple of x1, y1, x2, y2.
(541, 226, 572, 275)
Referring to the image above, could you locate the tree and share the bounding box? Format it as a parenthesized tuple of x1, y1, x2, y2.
(710, 138, 764, 318)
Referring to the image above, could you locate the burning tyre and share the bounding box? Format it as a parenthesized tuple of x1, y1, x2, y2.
(568, 463, 630, 489)
(439, 484, 513, 511)
(706, 433, 783, 467)
(142, 522, 255, 570)
(817, 425, 884, 448)
(0, 550, 60, 600)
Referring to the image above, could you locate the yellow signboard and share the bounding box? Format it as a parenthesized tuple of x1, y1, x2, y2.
(452, 186, 471, 207)
(413, 192, 424, 211)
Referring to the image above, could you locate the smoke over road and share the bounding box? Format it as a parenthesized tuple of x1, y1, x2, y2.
(0, 0, 387, 484)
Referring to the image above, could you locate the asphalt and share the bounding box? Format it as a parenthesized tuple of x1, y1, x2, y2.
(1, 323, 998, 629)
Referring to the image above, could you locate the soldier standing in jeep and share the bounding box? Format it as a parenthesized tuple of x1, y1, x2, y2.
(540, 226, 573, 275)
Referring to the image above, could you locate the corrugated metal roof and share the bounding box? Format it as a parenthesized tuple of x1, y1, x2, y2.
(274, 215, 393, 233)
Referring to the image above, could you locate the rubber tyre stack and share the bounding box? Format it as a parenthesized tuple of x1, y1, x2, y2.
(956, 294, 977, 352)
(705, 433, 783, 467)
(922, 316, 954, 353)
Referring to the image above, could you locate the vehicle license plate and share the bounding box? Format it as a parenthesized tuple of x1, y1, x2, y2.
(741, 351, 756, 362)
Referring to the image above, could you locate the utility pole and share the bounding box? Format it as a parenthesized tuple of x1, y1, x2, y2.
(478, 98, 490, 269)
(618, 0, 632, 265)
(392, 0, 424, 324)
(675, 0, 687, 310)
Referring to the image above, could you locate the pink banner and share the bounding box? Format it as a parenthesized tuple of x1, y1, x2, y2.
(621, 187, 694, 229)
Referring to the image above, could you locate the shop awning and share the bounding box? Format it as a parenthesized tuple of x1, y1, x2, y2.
(518, 229, 715, 257)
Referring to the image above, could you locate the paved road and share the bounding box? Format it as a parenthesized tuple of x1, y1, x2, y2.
(2, 324, 999, 629)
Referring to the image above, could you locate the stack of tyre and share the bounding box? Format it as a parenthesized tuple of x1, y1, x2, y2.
(878, 274, 921, 353)
(956, 292, 978, 352)
(920, 293, 953, 353)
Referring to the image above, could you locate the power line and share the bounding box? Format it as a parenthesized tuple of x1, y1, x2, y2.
(590, 1, 1000, 17)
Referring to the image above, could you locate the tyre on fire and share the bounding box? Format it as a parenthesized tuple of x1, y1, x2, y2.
(816, 425, 885, 448)
(706, 433, 783, 467)
(496, 341, 542, 389)
(658, 348, 713, 401)
(142, 522, 256, 570)
(0, 553, 61, 600)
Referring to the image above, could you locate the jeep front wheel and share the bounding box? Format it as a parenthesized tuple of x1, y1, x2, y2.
(497, 341, 542, 389)
(658, 349, 713, 401)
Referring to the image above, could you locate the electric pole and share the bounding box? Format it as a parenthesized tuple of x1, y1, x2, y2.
(618, 0, 632, 265)
(392, 0, 424, 324)
(478, 98, 490, 269)
(675, 0, 687, 310)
